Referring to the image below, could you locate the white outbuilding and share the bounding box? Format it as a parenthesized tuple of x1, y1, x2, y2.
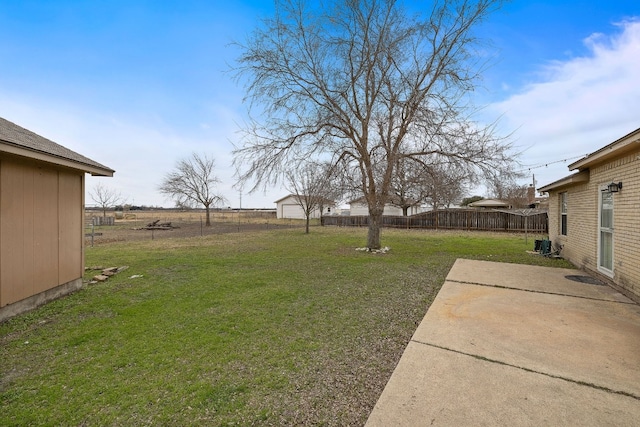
(275, 194, 336, 219)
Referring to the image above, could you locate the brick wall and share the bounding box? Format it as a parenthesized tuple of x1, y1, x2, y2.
(547, 149, 640, 301)
(595, 151, 640, 298)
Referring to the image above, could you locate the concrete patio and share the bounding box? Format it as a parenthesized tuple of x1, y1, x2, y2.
(366, 259, 640, 426)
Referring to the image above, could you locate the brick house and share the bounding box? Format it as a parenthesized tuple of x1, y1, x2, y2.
(0, 117, 114, 321)
(538, 127, 640, 301)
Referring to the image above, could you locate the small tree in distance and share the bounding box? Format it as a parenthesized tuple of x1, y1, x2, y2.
(487, 172, 529, 208)
(90, 183, 124, 218)
(159, 153, 225, 226)
(284, 161, 339, 234)
(389, 157, 426, 216)
(424, 164, 470, 210)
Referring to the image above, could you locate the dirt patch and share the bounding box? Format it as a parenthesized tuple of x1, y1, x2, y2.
(85, 220, 300, 245)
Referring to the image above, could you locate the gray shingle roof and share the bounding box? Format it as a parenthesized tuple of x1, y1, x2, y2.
(0, 116, 114, 175)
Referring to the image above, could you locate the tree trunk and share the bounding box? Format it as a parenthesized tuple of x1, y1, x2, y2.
(367, 209, 383, 249)
(205, 205, 211, 226)
(305, 215, 310, 234)
(403, 206, 409, 216)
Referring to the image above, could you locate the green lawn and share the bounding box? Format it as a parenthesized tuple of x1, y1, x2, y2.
(0, 227, 571, 426)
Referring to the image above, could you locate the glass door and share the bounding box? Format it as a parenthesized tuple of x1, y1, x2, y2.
(599, 188, 614, 275)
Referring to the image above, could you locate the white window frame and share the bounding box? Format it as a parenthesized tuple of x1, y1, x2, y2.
(560, 192, 568, 236)
(597, 185, 614, 277)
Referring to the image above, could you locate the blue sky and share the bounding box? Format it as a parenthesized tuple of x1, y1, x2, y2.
(1, 1, 639, 208)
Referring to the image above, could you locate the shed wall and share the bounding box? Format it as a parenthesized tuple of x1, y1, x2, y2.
(0, 156, 84, 309)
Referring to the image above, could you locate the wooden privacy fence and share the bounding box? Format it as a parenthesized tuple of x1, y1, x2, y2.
(322, 209, 548, 233)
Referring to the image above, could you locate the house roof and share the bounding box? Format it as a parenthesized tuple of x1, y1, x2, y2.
(0, 117, 114, 176)
(538, 127, 640, 193)
(538, 171, 589, 193)
(468, 199, 510, 208)
(569, 127, 640, 171)
(274, 194, 295, 204)
(274, 194, 336, 204)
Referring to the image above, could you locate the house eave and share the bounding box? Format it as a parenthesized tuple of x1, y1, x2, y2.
(0, 142, 114, 176)
(274, 194, 295, 204)
(569, 127, 640, 171)
(468, 199, 510, 208)
(274, 194, 336, 205)
(538, 170, 589, 193)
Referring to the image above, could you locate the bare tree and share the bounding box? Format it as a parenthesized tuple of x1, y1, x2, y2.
(90, 183, 124, 218)
(491, 183, 529, 208)
(389, 158, 469, 214)
(487, 172, 529, 208)
(284, 161, 339, 233)
(506, 185, 531, 209)
(389, 157, 426, 216)
(312, 162, 345, 224)
(234, 0, 515, 249)
(159, 153, 225, 226)
(423, 163, 470, 210)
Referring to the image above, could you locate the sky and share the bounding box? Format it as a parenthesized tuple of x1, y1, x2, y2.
(1, 1, 639, 208)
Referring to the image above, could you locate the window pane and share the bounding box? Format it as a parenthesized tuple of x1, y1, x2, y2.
(601, 192, 613, 228)
(600, 231, 613, 270)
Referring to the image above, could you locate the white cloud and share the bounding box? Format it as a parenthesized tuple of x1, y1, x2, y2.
(0, 91, 283, 208)
(490, 19, 640, 189)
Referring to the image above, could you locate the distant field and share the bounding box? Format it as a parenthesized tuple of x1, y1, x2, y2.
(85, 208, 279, 224)
(84, 209, 309, 244)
